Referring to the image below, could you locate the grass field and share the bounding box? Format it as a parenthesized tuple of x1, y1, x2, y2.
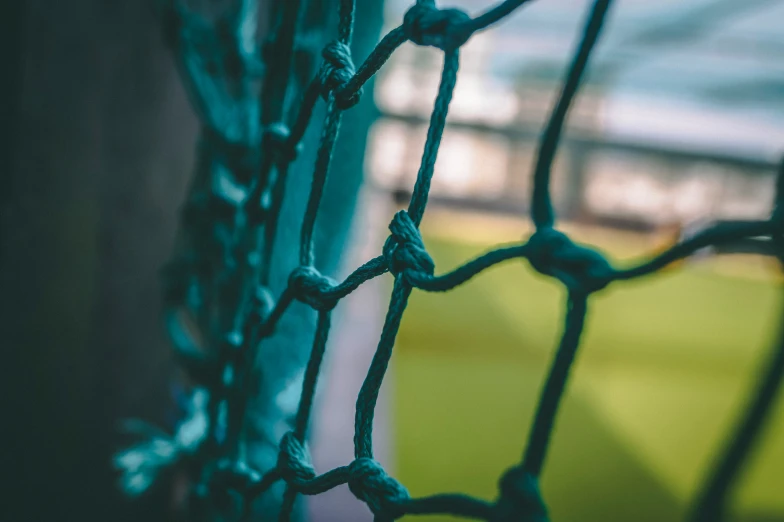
(390, 210, 784, 522)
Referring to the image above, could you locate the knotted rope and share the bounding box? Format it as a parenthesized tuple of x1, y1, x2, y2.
(403, 1, 472, 51)
(319, 40, 362, 109)
(383, 210, 436, 281)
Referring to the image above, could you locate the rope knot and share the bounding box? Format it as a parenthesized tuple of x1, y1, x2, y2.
(383, 210, 435, 279)
(320, 40, 362, 109)
(212, 459, 262, 492)
(348, 458, 410, 519)
(222, 330, 244, 352)
(251, 285, 275, 322)
(263, 122, 301, 162)
(526, 228, 613, 295)
(492, 467, 548, 522)
(403, 2, 472, 50)
(202, 125, 260, 176)
(277, 432, 316, 484)
(288, 266, 339, 311)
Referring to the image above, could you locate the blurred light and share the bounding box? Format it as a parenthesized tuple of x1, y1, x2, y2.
(366, 120, 410, 189)
(367, 119, 509, 200)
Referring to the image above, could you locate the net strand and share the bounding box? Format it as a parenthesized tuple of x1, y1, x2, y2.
(354, 48, 461, 464)
(522, 292, 588, 477)
(278, 310, 332, 522)
(260, 0, 303, 125)
(689, 159, 784, 522)
(531, 0, 611, 230)
(690, 301, 784, 522)
(466, 0, 537, 34)
(121, 0, 784, 520)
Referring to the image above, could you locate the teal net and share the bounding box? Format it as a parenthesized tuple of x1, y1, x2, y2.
(116, 0, 784, 520)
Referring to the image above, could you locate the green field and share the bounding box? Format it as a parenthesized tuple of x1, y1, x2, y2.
(391, 216, 784, 522)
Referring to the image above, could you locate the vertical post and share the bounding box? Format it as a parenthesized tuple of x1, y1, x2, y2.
(563, 141, 590, 223)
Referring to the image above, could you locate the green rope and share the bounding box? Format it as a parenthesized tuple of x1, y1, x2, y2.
(531, 0, 611, 230)
(355, 45, 460, 460)
(688, 157, 784, 522)
(522, 293, 588, 477)
(689, 300, 784, 522)
(118, 0, 784, 520)
(278, 311, 331, 522)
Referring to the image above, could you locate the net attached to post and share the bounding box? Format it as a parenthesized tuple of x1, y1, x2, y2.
(116, 0, 784, 520)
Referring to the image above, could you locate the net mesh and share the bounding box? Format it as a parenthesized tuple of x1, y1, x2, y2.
(116, 0, 784, 520)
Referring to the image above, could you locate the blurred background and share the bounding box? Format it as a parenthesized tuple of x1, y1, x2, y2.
(3, 0, 783, 521)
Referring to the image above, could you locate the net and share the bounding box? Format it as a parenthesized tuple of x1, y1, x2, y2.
(116, 0, 784, 520)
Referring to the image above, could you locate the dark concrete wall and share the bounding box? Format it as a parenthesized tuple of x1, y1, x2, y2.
(1, 1, 381, 521)
(2, 2, 197, 521)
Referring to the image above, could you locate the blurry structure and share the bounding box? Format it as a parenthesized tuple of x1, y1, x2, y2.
(367, 0, 783, 231)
